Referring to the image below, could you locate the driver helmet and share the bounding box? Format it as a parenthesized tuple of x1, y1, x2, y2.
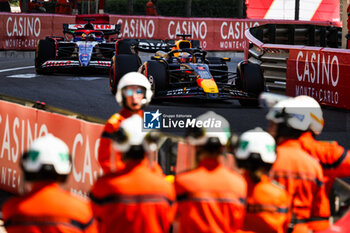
(88, 33, 96, 41)
(178, 52, 192, 63)
(116, 72, 153, 107)
(81, 33, 87, 41)
(84, 23, 94, 30)
(21, 134, 72, 182)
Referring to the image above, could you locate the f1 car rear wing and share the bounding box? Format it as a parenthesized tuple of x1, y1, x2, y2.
(63, 24, 121, 36)
(131, 39, 200, 53)
(136, 39, 171, 52)
(165, 39, 200, 49)
(76, 14, 110, 24)
(166, 34, 200, 49)
(127, 34, 200, 53)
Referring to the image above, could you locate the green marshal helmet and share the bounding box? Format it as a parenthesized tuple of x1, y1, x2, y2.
(235, 128, 276, 170)
(21, 134, 72, 182)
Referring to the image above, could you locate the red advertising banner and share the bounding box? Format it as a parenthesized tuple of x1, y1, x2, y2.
(0, 13, 339, 51)
(110, 15, 160, 40)
(0, 100, 37, 194)
(1, 13, 74, 51)
(1, 13, 318, 51)
(107, 16, 262, 51)
(212, 19, 260, 51)
(286, 47, 350, 110)
(0, 100, 103, 196)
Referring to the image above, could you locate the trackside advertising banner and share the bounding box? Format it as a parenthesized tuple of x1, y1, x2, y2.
(1, 12, 333, 51)
(1, 13, 73, 50)
(0, 100, 103, 196)
(286, 48, 350, 110)
(109, 15, 260, 51)
(0, 13, 261, 51)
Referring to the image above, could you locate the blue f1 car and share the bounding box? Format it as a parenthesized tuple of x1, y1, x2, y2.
(35, 15, 120, 74)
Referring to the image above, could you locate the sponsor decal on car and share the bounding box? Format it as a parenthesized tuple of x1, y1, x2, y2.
(67, 24, 116, 30)
(43, 61, 72, 67)
(96, 61, 111, 67)
(166, 89, 189, 96)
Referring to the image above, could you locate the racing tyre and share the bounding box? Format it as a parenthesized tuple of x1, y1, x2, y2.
(144, 61, 168, 95)
(237, 61, 265, 107)
(109, 54, 141, 95)
(35, 39, 56, 74)
(116, 39, 138, 55)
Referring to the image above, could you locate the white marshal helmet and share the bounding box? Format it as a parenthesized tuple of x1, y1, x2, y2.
(266, 96, 324, 134)
(293, 95, 324, 135)
(186, 111, 231, 147)
(115, 72, 153, 106)
(21, 134, 72, 179)
(259, 92, 290, 108)
(235, 128, 276, 164)
(112, 114, 158, 153)
(266, 98, 308, 132)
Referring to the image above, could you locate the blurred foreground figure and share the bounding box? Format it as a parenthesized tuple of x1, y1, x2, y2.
(2, 134, 98, 233)
(235, 128, 289, 233)
(266, 98, 330, 232)
(261, 93, 350, 230)
(98, 72, 153, 174)
(90, 115, 175, 233)
(293, 96, 350, 195)
(174, 111, 247, 233)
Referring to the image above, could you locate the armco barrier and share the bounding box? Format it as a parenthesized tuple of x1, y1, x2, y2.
(0, 99, 103, 197)
(244, 23, 350, 110)
(1, 12, 337, 51)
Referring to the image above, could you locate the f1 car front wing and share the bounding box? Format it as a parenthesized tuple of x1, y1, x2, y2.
(41, 60, 111, 69)
(155, 85, 256, 100)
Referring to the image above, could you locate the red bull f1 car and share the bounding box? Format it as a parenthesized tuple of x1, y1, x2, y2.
(109, 34, 265, 106)
(35, 15, 120, 74)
